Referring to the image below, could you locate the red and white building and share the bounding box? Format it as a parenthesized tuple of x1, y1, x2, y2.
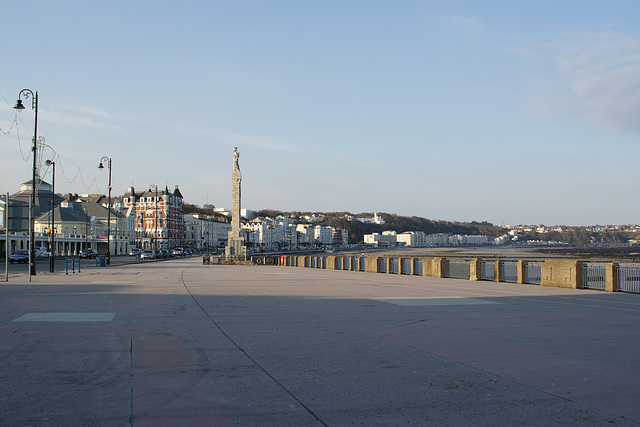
(122, 186, 184, 250)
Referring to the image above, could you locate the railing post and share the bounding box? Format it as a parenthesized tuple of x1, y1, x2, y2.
(541, 260, 583, 289)
(421, 257, 432, 277)
(517, 260, 525, 284)
(327, 256, 336, 270)
(470, 258, 482, 281)
(494, 260, 502, 282)
(365, 256, 379, 273)
(605, 263, 619, 292)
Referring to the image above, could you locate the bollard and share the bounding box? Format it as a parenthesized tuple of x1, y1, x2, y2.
(72, 257, 76, 274)
(65, 257, 68, 275)
(78, 257, 81, 273)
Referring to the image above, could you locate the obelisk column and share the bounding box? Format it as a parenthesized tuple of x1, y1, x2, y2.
(226, 147, 246, 261)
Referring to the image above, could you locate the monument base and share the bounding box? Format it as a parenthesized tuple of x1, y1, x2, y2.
(225, 239, 247, 262)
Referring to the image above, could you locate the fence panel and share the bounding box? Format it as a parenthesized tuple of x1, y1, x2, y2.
(390, 258, 399, 274)
(379, 258, 387, 273)
(336, 257, 342, 270)
(402, 258, 412, 274)
(617, 266, 640, 293)
(524, 262, 541, 284)
(501, 262, 517, 283)
(582, 265, 606, 290)
(359, 257, 365, 272)
(481, 261, 495, 281)
(444, 260, 470, 279)
(415, 259, 423, 275)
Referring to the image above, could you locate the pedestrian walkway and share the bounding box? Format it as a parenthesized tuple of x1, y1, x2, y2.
(1, 258, 639, 426)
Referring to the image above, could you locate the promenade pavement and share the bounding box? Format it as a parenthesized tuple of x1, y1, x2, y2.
(1, 257, 639, 426)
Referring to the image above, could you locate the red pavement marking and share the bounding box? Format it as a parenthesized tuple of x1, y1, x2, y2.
(0, 328, 232, 426)
(376, 312, 640, 422)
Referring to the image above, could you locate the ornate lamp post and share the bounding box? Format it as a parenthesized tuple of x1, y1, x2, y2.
(98, 157, 112, 265)
(45, 159, 55, 273)
(13, 89, 38, 278)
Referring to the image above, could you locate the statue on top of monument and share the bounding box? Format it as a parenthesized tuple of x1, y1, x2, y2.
(233, 147, 240, 171)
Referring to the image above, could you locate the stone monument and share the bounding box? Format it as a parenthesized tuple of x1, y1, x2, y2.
(225, 147, 247, 261)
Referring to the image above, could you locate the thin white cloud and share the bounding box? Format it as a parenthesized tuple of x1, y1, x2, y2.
(205, 128, 300, 152)
(44, 109, 126, 131)
(440, 13, 485, 36)
(528, 31, 640, 133)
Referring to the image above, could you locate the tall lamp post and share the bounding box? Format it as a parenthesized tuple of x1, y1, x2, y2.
(45, 160, 55, 273)
(98, 157, 112, 265)
(14, 89, 38, 278)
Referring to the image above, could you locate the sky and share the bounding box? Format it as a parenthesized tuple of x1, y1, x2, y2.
(1, 1, 639, 226)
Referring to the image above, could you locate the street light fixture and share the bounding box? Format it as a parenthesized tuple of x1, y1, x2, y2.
(98, 157, 112, 265)
(14, 89, 38, 279)
(45, 159, 55, 273)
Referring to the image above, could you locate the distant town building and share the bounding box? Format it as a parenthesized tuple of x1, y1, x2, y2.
(356, 213, 385, 225)
(122, 185, 184, 250)
(365, 231, 495, 247)
(183, 214, 230, 251)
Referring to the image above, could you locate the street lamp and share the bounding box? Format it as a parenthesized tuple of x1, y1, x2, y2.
(45, 159, 55, 273)
(14, 89, 38, 278)
(98, 156, 112, 265)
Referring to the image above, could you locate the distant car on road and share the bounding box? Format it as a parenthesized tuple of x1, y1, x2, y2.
(79, 249, 98, 259)
(9, 250, 29, 264)
(35, 248, 50, 259)
(172, 247, 184, 257)
(158, 249, 170, 259)
(141, 250, 156, 260)
(129, 248, 142, 256)
(185, 249, 193, 256)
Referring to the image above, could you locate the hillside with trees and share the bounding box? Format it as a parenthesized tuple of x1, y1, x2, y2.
(256, 210, 506, 244)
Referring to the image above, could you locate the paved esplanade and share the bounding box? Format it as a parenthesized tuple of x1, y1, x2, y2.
(1, 259, 639, 426)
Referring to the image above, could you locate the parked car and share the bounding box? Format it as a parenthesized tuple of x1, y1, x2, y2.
(185, 249, 193, 256)
(129, 248, 142, 256)
(79, 249, 98, 259)
(35, 248, 50, 259)
(158, 249, 170, 259)
(140, 250, 156, 260)
(9, 249, 29, 264)
(172, 247, 184, 257)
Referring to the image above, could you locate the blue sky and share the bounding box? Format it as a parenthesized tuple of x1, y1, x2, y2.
(1, 1, 639, 226)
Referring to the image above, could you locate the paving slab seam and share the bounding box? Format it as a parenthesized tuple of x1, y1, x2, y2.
(178, 267, 330, 427)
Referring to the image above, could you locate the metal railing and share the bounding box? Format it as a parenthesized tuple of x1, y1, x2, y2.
(415, 259, 423, 276)
(617, 266, 640, 293)
(501, 262, 517, 283)
(444, 260, 470, 279)
(402, 258, 412, 274)
(582, 265, 606, 290)
(268, 254, 640, 294)
(524, 262, 541, 284)
(481, 261, 495, 281)
(390, 258, 399, 274)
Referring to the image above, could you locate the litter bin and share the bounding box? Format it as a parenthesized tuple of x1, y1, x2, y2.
(99, 255, 106, 267)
